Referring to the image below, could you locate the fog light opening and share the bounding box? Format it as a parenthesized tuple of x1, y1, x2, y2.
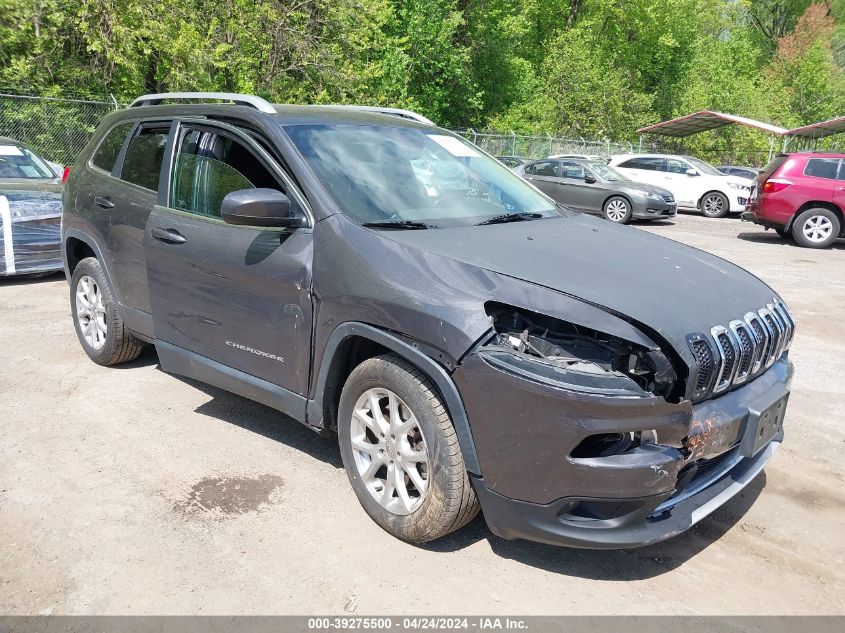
(570, 432, 633, 458)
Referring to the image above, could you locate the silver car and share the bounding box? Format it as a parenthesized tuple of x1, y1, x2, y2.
(522, 158, 676, 224)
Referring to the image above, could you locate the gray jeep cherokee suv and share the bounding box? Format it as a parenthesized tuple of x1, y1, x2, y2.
(62, 92, 795, 548)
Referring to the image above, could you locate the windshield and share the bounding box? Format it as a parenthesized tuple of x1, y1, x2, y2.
(685, 156, 724, 177)
(0, 144, 55, 179)
(589, 162, 628, 182)
(284, 124, 558, 227)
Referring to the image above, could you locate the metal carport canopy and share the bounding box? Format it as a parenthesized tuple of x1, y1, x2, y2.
(636, 111, 787, 137)
(786, 116, 845, 139)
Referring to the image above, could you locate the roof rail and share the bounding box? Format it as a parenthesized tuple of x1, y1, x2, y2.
(129, 92, 276, 114)
(337, 105, 435, 125)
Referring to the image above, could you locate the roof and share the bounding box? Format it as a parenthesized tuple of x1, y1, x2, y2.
(785, 116, 845, 139)
(637, 111, 787, 136)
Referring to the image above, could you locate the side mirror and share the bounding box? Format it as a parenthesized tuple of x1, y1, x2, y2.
(685, 168, 699, 176)
(584, 174, 597, 184)
(220, 188, 306, 228)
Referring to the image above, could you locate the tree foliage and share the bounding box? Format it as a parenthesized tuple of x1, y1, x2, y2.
(1, 0, 843, 157)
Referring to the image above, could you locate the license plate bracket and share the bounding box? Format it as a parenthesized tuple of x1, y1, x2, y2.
(743, 392, 789, 457)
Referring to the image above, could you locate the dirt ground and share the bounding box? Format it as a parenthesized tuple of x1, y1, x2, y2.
(1, 213, 844, 615)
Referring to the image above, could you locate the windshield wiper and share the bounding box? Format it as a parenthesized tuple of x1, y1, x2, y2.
(476, 212, 543, 226)
(361, 220, 437, 230)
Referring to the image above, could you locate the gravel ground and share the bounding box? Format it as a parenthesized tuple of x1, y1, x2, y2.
(1, 212, 844, 615)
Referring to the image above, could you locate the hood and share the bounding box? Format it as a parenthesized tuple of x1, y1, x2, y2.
(616, 180, 673, 197)
(378, 213, 777, 353)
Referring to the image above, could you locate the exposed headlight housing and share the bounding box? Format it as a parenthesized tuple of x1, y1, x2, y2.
(481, 303, 678, 399)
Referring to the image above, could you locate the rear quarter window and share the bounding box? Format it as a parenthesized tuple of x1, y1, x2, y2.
(804, 158, 840, 180)
(91, 122, 132, 173)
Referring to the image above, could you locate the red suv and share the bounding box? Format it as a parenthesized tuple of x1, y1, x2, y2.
(743, 152, 844, 248)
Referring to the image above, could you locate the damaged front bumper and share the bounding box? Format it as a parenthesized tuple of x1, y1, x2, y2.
(453, 351, 792, 549)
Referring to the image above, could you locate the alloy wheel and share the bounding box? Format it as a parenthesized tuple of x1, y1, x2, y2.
(605, 199, 628, 222)
(75, 275, 107, 350)
(802, 215, 833, 243)
(349, 387, 430, 515)
(702, 194, 725, 216)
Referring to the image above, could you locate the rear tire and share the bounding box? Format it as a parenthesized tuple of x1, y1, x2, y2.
(602, 196, 632, 224)
(70, 257, 144, 366)
(337, 354, 479, 543)
(700, 191, 729, 218)
(792, 208, 840, 249)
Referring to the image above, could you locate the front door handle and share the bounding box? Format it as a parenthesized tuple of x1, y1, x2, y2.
(151, 227, 187, 244)
(93, 196, 114, 209)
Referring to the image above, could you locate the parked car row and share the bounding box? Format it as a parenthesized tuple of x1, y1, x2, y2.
(498, 151, 844, 248)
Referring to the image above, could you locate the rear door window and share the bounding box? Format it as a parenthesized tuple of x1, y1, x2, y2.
(529, 161, 558, 177)
(664, 158, 688, 174)
(119, 125, 170, 191)
(804, 158, 841, 180)
(559, 161, 585, 179)
(92, 122, 132, 173)
(620, 157, 664, 171)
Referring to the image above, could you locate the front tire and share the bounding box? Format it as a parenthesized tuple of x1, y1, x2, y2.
(70, 257, 144, 365)
(337, 354, 479, 543)
(792, 208, 840, 248)
(700, 191, 729, 218)
(602, 196, 632, 224)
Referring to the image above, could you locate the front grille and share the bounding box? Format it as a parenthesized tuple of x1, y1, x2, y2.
(688, 298, 794, 401)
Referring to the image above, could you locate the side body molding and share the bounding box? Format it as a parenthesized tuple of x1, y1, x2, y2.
(307, 322, 482, 475)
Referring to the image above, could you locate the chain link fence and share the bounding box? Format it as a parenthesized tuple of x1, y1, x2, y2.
(450, 128, 639, 159)
(0, 92, 119, 166)
(1, 91, 842, 169)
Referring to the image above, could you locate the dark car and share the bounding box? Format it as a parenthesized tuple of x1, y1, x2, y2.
(496, 156, 528, 170)
(522, 158, 676, 223)
(0, 137, 64, 276)
(719, 165, 760, 181)
(61, 92, 794, 549)
(743, 153, 845, 248)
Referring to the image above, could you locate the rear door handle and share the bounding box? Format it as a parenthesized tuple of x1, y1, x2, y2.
(93, 196, 114, 209)
(151, 227, 187, 244)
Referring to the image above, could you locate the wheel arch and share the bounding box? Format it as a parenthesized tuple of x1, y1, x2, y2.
(307, 322, 481, 475)
(697, 189, 729, 208)
(788, 201, 844, 234)
(602, 193, 633, 211)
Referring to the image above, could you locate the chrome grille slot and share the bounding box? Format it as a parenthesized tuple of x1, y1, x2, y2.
(729, 320, 754, 383)
(711, 325, 739, 393)
(744, 312, 768, 375)
(773, 302, 794, 350)
(760, 308, 783, 367)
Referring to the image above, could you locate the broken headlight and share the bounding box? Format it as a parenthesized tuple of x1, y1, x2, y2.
(480, 303, 677, 399)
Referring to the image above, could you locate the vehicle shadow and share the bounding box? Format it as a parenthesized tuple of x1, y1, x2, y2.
(737, 230, 845, 250)
(152, 361, 343, 469)
(421, 473, 767, 580)
(133, 345, 764, 578)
